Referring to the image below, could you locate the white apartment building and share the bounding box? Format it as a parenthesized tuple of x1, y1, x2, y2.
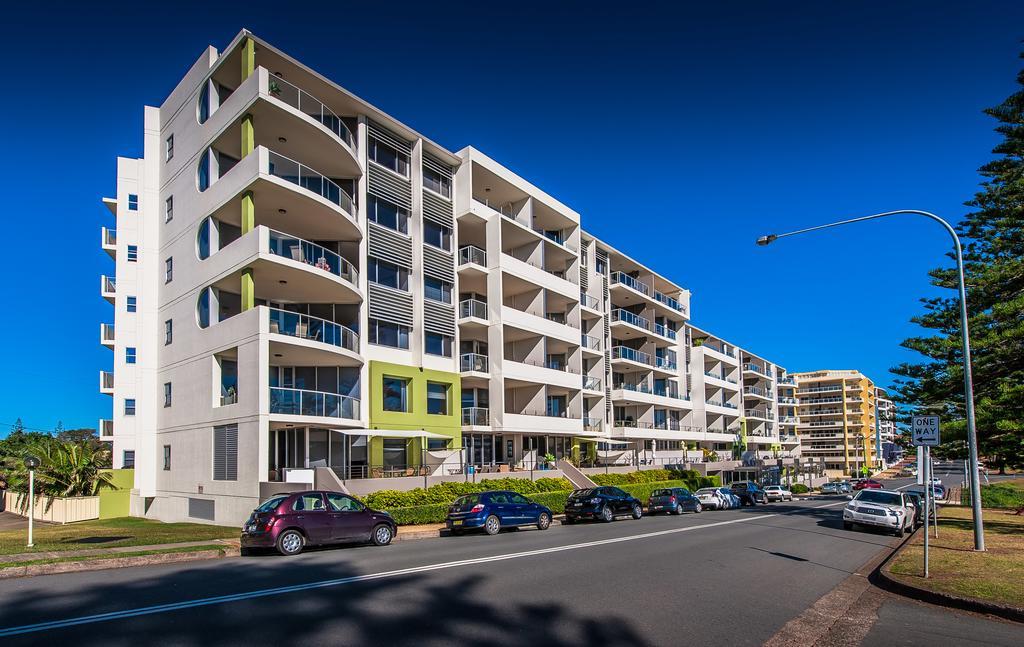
(99, 31, 799, 525)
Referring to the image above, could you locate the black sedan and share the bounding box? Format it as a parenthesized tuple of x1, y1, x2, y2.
(647, 487, 702, 515)
(564, 486, 643, 523)
(730, 481, 769, 505)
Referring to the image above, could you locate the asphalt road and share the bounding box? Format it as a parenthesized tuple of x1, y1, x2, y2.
(0, 480, 1018, 646)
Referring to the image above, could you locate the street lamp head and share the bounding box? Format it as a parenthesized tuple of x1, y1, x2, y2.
(756, 234, 777, 247)
(23, 455, 40, 470)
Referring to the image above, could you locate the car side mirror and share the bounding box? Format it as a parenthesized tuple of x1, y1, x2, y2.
(845, 495, 853, 500)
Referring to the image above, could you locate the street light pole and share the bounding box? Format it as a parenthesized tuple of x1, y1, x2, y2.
(23, 455, 40, 548)
(757, 209, 985, 551)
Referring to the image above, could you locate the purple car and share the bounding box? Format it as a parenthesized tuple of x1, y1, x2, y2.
(240, 490, 397, 556)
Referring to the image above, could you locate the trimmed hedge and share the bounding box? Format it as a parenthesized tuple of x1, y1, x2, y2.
(363, 477, 573, 509)
(590, 469, 719, 492)
(791, 483, 810, 495)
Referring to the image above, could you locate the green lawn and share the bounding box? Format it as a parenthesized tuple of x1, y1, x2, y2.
(0, 517, 238, 555)
(979, 478, 1024, 509)
(889, 506, 1024, 608)
(0, 544, 228, 569)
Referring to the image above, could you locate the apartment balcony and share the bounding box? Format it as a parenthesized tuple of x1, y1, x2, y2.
(801, 396, 844, 405)
(100, 323, 115, 348)
(779, 434, 800, 445)
(580, 292, 602, 314)
(609, 272, 687, 318)
(777, 377, 796, 386)
(801, 420, 842, 428)
(499, 253, 578, 300)
(269, 386, 360, 424)
(698, 341, 737, 361)
(800, 408, 844, 417)
(457, 245, 487, 275)
(612, 380, 690, 405)
(705, 399, 740, 413)
(458, 298, 489, 326)
(610, 346, 677, 375)
(777, 396, 797, 404)
(99, 370, 114, 395)
(742, 363, 769, 377)
(580, 334, 602, 355)
(704, 370, 738, 386)
(266, 307, 361, 366)
(582, 375, 603, 392)
(500, 305, 579, 346)
(502, 358, 581, 390)
(460, 353, 489, 375)
(611, 419, 703, 441)
(462, 407, 490, 428)
(797, 385, 842, 394)
(100, 275, 115, 303)
(99, 419, 113, 441)
(779, 416, 799, 425)
(610, 308, 676, 343)
(501, 411, 582, 435)
(743, 386, 773, 401)
(101, 227, 116, 258)
(744, 409, 775, 421)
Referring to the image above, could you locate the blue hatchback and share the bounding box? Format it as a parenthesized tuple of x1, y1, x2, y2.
(446, 490, 553, 536)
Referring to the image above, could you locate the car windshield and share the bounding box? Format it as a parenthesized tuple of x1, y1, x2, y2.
(766, 486, 781, 491)
(255, 495, 288, 513)
(855, 491, 902, 506)
(652, 489, 674, 497)
(696, 488, 718, 495)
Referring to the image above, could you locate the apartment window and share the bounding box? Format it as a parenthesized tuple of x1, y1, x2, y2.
(128, 194, 138, 211)
(382, 377, 410, 412)
(366, 195, 408, 234)
(165, 319, 173, 344)
(123, 450, 136, 468)
(196, 288, 211, 328)
(165, 134, 174, 161)
(427, 382, 449, 415)
(125, 347, 137, 364)
(425, 332, 452, 357)
(367, 257, 409, 291)
(213, 424, 238, 481)
(126, 296, 137, 313)
(127, 245, 138, 262)
(369, 319, 410, 349)
(163, 445, 171, 470)
(124, 398, 136, 416)
(423, 220, 452, 251)
(427, 438, 449, 451)
(368, 137, 409, 176)
(424, 276, 452, 303)
(165, 196, 173, 223)
(164, 382, 172, 407)
(422, 167, 451, 198)
(165, 257, 173, 283)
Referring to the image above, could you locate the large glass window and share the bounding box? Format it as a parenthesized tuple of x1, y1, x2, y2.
(422, 167, 451, 198)
(423, 220, 452, 251)
(197, 288, 211, 328)
(197, 83, 210, 123)
(427, 382, 449, 415)
(164, 382, 172, 407)
(197, 152, 210, 191)
(123, 450, 135, 468)
(165, 196, 173, 223)
(383, 439, 406, 468)
(367, 257, 409, 291)
(367, 195, 408, 234)
(197, 218, 211, 259)
(369, 319, 410, 349)
(423, 276, 452, 303)
(425, 332, 452, 357)
(368, 137, 409, 176)
(382, 377, 410, 412)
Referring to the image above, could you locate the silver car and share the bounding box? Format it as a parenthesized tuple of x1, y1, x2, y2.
(842, 489, 915, 537)
(764, 485, 793, 502)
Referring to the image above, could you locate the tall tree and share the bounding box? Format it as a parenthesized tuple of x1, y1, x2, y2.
(892, 52, 1024, 473)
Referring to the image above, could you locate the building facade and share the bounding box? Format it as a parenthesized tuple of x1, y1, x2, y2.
(99, 31, 799, 525)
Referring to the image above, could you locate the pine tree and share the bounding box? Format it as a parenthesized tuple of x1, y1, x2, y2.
(10, 418, 24, 435)
(892, 52, 1024, 473)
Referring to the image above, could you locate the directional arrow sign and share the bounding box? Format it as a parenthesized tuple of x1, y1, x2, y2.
(912, 415, 940, 447)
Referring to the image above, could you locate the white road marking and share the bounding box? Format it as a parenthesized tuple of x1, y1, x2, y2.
(0, 502, 846, 637)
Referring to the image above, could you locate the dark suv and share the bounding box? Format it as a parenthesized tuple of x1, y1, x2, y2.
(730, 481, 768, 505)
(564, 486, 643, 523)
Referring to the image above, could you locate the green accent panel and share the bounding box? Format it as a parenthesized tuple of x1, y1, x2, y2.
(241, 191, 255, 234)
(241, 268, 255, 311)
(368, 361, 462, 444)
(98, 469, 133, 519)
(739, 419, 748, 450)
(241, 37, 255, 81)
(241, 114, 254, 157)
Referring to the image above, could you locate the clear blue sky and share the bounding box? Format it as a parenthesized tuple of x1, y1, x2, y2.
(1, 1, 1020, 433)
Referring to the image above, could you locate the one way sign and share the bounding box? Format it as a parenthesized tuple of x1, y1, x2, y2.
(912, 415, 940, 446)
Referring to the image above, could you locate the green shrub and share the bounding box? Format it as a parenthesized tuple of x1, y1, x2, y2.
(591, 469, 704, 487)
(791, 483, 810, 494)
(362, 476, 573, 509)
(385, 503, 450, 525)
(528, 491, 569, 513)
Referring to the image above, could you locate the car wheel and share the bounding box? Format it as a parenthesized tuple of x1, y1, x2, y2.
(537, 512, 551, 530)
(695, 503, 702, 513)
(843, 521, 853, 531)
(484, 514, 501, 535)
(631, 503, 643, 520)
(675, 504, 685, 515)
(371, 524, 394, 546)
(276, 529, 305, 556)
(600, 506, 614, 523)
(894, 525, 905, 538)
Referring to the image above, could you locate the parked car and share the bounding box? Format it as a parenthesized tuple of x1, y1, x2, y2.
(695, 487, 730, 510)
(719, 487, 742, 508)
(564, 486, 643, 523)
(445, 490, 553, 536)
(764, 485, 793, 502)
(842, 489, 916, 537)
(647, 487, 702, 515)
(241, 490, 397, 556)
(821, 481, 846, 495)
(903, 491, 925, 528)
(853, 479, 883, 491)
(730, 481, 768, 505)
(900, 467, 918, 477)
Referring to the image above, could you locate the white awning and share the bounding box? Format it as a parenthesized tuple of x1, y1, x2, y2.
(336, 429, 451, 440)
(576, 434, 633, 446)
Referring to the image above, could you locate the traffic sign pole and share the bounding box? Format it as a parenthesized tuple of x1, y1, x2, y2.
(923, 449, 929, 578)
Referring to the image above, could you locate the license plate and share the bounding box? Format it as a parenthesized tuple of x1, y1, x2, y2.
(862, 508, 885, 516)
(452, 520, 463, 526)
(572, 502, 582, 507)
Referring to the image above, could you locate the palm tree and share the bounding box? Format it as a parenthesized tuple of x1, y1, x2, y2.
(5, 438, 116, 511)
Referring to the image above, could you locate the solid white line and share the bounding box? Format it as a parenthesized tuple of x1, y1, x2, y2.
(0, 503, 844, 637)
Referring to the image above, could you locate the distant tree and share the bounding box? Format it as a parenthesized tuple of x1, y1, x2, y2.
(892, 51, 1024, 474)
(53, 420, 64, 436)
(10, 418, 24, 435)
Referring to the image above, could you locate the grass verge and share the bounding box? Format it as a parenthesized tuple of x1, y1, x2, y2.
(0, 517, 238, 555)
(0, 544, 228, 569)
(888, 506, 1024, 608)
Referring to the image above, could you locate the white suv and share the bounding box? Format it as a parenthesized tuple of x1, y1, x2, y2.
(843, 489, 915, 537)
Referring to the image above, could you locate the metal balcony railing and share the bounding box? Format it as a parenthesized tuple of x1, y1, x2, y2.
(267, 229, 358, 285)
(268, 74, 354, 148)
(581, 334, 601, 350)
(583, 376, 602, 390)
(267, 150, 355, 217)
(610, 271, 651, 297)
(580, 293, 600, 310)
(101, 323, 115, 343)
(102, 227, 116, 246)
(460, 353, 489, 373)
(458, 245, 487, 267)
(268, 308, 358, 352)
(269, 386, 359, 420)
(459, 298, 487, 320)
(461, 407, 489, 426)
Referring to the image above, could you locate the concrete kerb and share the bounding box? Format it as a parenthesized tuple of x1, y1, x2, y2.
(873, 525, 1024, 624)
(0, 545, 237, 580)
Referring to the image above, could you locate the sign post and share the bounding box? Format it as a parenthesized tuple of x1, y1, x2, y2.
(912, 416, 940, 578)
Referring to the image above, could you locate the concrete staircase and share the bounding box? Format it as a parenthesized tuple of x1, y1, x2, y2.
(557, 460, 598, 489)
(315, 467, 351, 495)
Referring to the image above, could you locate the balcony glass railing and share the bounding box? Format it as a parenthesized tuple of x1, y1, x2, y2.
(267, 229, 358, 284)
(611, 308, 676, 340)
(744, 409, 775, 420)
(797, 385, 842, 394)
(581, 334, 601, 350)
(102, 276, 116, 294)
(100, 371, 114, 390)
(582, 417, 602, 431)
(268, 308, 358, 352)
(101, 323, 115, 343)
(704, 370, 737, 384)
(654, 290, 685, 314)
(459, 298, 487, 320)
(744, 386, 770, 397)
(583, 376, 602, 390)
(743, 363, 768, 376)
(269, 386, 359, 420)
(654, 354, 677, 371)
(580, 293, 600, 310)
(460, 353, 488, 373)
(268, 74, 354, 148)
(462, 407, 489, 426)
(778, 377, 796, 385)
(610, 272, 652, 297)
(458, 245, 487, 267)
(544, 311, 568, 325)
(102, 228, 116, 246)
(509, 357, 579, 374)
(612, 345, 651, 365)
(267, 151, 355, 217)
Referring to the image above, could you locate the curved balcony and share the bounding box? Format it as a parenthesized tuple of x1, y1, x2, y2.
(266, 307, 361, 367)
(269, 386, 360, 423)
